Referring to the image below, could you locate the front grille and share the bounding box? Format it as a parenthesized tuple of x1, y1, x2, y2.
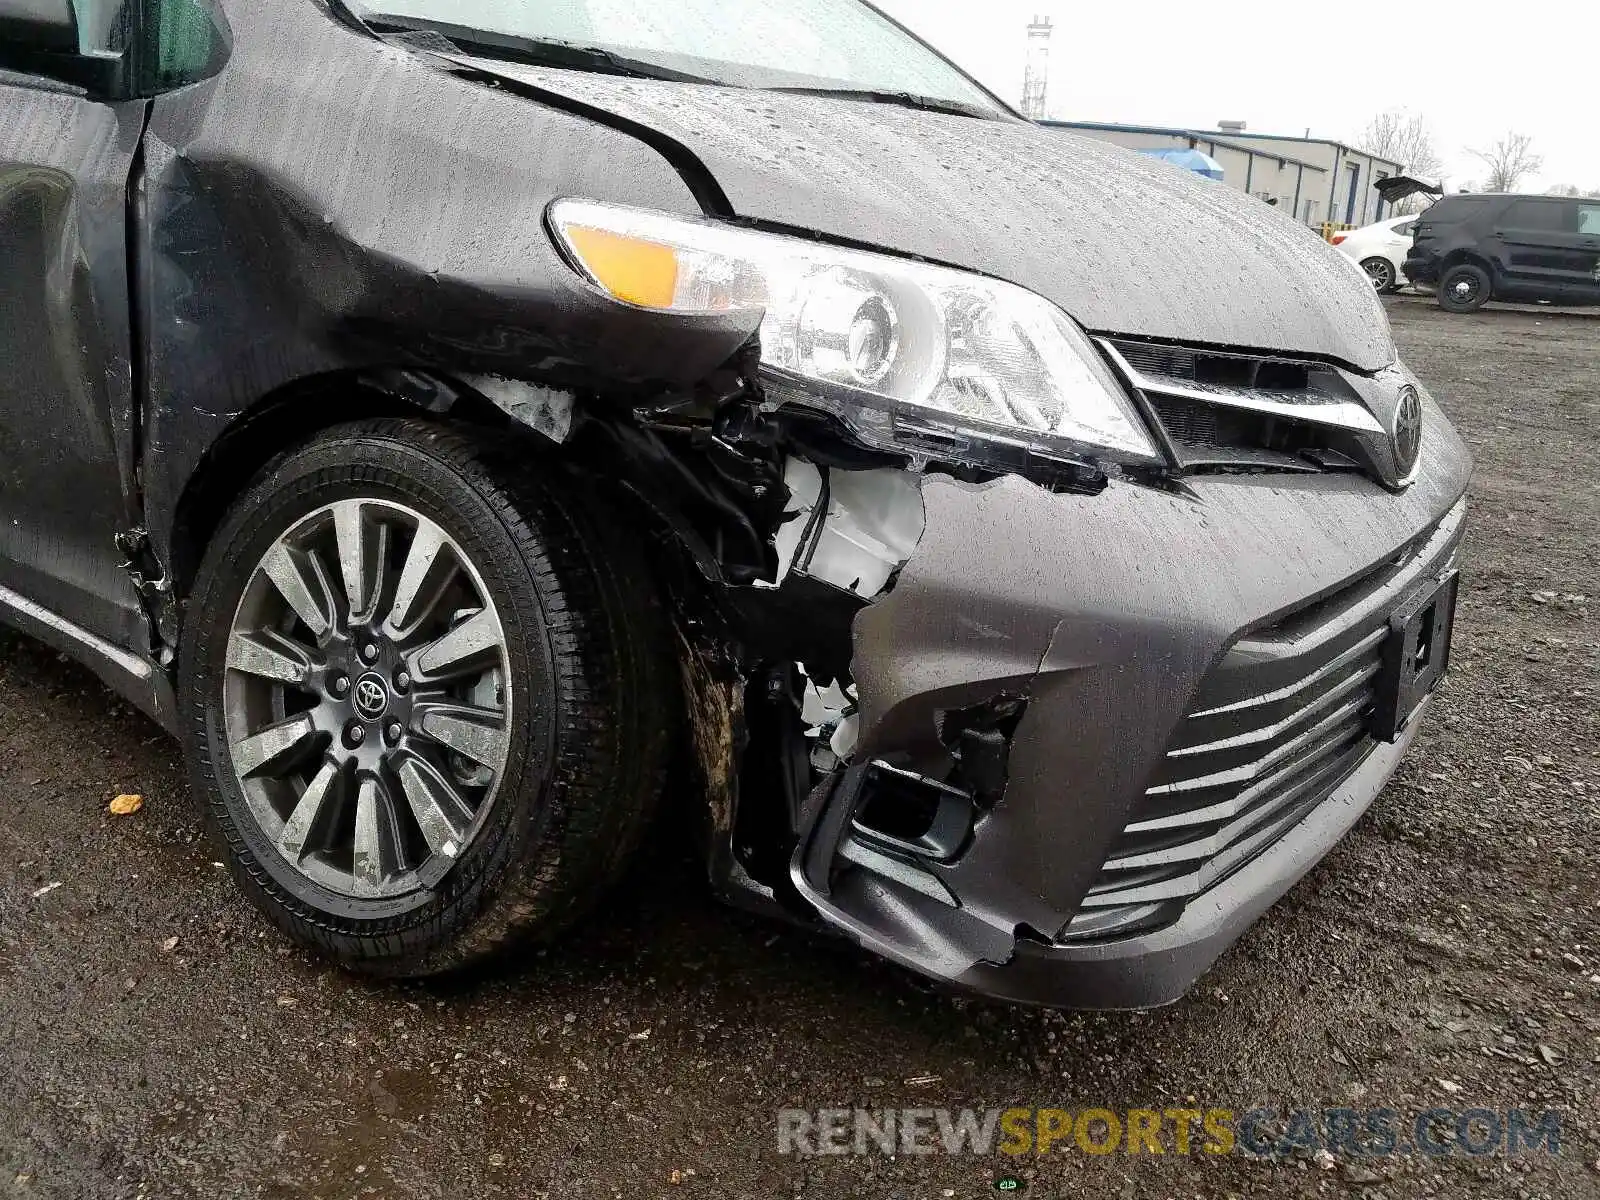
(1087, 628, 1383, 906)
(1062, 629, 1383, 940)
(1060, 506, 1463, 944)
(1098, 336, 1387, 479)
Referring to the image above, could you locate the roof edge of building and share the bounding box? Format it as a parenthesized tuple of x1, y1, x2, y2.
(1042, 120, 1404, 173)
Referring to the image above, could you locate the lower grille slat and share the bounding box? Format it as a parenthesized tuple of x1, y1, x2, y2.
(1189, 627, 1388, 719)
(1124, 714, 1370, 836)
(1104, 726, 1369, 875)
(1166, 658, 1380, 759)
(1147, 692, 1374, 796)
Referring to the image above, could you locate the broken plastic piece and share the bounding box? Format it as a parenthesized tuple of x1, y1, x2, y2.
(466, 376, 575, 444)
(799, 669, 858, 771)
(937, 693, 1028, 808)
(771, 458, 924, 598)
(829, 712, 859, 762)
(800, 676, 851, 729)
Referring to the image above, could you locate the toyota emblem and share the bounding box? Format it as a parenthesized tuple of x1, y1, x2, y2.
(353, 673, 390, 721)
(1392, 384, 1423, 478)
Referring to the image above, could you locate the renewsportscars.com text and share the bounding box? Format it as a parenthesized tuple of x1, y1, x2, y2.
(777, 1106, 1564, 1159)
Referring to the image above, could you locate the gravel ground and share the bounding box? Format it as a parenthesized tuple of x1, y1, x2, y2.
(1, 301, 1596, 1199)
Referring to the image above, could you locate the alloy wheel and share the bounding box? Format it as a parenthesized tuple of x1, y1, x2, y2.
(223, 500, 511, 900)
(1361, 258, 1394, 291)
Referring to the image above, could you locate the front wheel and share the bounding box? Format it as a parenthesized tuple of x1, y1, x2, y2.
(180, 419, 676, 976)
(1437, 263, 1492, 312)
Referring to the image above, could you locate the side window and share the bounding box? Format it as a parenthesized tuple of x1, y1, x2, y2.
(76, 0, 134, 55)
(1423, 198, 1477, 225)
(1578, 204, 1600, 236)
(1500, 200, 1572, 233)
(1393, 221, 1416, 237)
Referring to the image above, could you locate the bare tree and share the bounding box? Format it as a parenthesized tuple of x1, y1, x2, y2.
(1357, 111, 1443, 212)
(1359, 111, 1442, 176)
(1547, 183, 1600, 198)
(1469, 132, 1543, 193)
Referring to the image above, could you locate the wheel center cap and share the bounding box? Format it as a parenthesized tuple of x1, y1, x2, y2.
(353, 672, 391, 721)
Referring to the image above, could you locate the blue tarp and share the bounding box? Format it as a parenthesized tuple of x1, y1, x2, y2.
(1139, 147, 1225, 181)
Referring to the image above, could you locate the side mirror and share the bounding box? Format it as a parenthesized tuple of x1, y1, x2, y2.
(0, 0, 135, 95)
(0, 0, 79, 52)
(0, 0, 230, 98)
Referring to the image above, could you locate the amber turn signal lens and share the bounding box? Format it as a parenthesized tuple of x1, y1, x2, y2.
(561, 225, 680, 309)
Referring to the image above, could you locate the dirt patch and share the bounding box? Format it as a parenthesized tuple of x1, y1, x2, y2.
(0, 302, 1596, 1198)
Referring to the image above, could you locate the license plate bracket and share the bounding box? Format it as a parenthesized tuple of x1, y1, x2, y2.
(1371, 570, 1459, 742)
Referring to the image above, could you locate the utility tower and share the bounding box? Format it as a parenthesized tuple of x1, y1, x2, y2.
(1021, 15, 1052, 120)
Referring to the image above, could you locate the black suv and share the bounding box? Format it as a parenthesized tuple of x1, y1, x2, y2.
(1406, 193, 1600, 312)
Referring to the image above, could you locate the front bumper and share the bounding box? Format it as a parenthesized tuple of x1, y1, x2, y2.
(791, 400, 1472, 1008)
(950, 704, 1425, 1008)
(1404, 254, 1441, 287)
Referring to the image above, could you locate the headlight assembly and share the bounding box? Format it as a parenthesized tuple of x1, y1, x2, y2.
(548, 200, 1160, 468)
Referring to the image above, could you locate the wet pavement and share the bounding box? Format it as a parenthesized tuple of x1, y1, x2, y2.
(1, 302, 1597, 1199)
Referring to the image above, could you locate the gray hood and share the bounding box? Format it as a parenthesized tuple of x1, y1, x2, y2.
(458, 61, 1396, 372)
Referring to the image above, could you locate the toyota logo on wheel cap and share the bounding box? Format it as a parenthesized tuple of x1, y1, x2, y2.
(354, 673, 390, 720)
(1392, 384, 1423, 479)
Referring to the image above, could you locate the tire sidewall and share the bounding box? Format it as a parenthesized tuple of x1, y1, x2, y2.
(181, 430, 560, 951)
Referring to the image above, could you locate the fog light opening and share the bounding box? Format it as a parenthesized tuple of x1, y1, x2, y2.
(849, 761, 975, 862)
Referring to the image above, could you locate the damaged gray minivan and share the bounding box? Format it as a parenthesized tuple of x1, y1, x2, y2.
(0, 0, 1470, 1007)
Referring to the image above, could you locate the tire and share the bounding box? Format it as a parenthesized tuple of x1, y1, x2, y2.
(1359, 256, 1398, 293)
(179, 418, 676, 976)
(1437, 262, 1491, 312)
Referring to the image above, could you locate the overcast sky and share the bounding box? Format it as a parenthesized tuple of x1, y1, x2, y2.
(875, 0, 1595, 192)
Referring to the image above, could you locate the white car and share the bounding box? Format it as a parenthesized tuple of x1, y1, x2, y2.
(1332, 215, 1417, 293)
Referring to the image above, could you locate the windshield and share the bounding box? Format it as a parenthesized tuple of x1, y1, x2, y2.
(350, 0, 1004, 113)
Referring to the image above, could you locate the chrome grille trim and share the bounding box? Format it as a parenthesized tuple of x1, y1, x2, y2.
(1098, 338, 1385, 436)
(1069, 577, 1391, 928)
(1105, 723, 1370, 875)
(1096, 761, 1371, 904)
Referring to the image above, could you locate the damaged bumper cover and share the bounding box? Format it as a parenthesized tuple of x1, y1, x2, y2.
(948, 714, 1426, 1007)
(788, 406, 1471, 1009)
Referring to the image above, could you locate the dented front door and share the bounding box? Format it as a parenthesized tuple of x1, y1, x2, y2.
(0, 76, 146, 646)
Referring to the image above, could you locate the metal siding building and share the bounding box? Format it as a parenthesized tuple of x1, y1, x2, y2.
(1045, 121, 1405, 229)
